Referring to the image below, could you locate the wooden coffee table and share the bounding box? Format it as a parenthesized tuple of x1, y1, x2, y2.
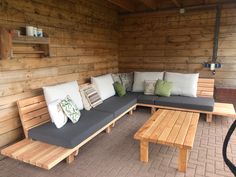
(134, 109, 199, 172)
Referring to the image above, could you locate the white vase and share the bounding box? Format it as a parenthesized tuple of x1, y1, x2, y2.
(26, 26, 34, 36)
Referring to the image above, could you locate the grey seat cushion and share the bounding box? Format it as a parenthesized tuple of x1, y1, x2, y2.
(28, 109, 114, 149)
(137, 95, 158, 105)
(94, 93, 137, 117)
(154, 96, 214, 112)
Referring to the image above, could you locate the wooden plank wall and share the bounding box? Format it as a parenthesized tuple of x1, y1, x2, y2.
(0, 0, 119, 149)
(119, 6, 236, 89)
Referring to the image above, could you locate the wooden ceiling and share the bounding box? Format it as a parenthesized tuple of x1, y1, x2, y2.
(106, 0, 233, 13)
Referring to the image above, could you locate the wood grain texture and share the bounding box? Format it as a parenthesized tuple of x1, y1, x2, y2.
(119, 7, 236, 88)
(0, 0, 119, 148)
(134, 109, 200, 149)
(1, 139, 77, 170)
(134, 109, 199, 172)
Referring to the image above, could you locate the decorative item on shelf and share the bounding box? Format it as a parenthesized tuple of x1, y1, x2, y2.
(33, 27, 37, 37)
(37, 28, 43, 37)
(26, 26, 44, 37)
(203, 62, 222, 75)
(26, 26, 34, 36)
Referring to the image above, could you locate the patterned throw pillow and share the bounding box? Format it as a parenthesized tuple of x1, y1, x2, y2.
(80, 85, 93, 111)
(144, 80, 157, 95)
(84, 86, 103, 108)
(111, 73, 122, 84)
(120, 72, 134, 91)
(60, 96, 81, 124)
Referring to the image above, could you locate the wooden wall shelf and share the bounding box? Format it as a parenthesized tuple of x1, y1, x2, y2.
(0, 28, 50, 60)
(12, 36, 49, 45)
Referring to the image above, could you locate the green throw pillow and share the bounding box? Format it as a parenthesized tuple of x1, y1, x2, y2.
(113, 81, 126, 97)
(155, 80, 172, 97)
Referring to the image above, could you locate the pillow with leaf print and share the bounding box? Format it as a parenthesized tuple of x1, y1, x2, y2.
(60, 95, 81, 124)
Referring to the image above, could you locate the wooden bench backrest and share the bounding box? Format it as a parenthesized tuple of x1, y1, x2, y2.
(197, 78, 214, 98)
(17, 79, 214, 138)
(17, 95, 50, 138)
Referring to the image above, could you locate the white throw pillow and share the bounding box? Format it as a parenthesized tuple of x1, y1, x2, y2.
(132, 72, 164, 92)
(164, 72, 199, 97)
(43, 81, 84, 114)
(91, 74, 115, 100)
(48, 100, 68, 129)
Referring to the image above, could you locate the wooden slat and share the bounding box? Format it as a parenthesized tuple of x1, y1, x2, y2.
(157, 111, 182, 144)
(11, 141, 42, 158)
(1, 139, 32, 156)
(141, 110, 169, 139)
(22, 107, 48, 121)
(174, 113, 193, 148)
(183, 113, 199, 149)
(197, 78, 214, 98)
(28, 146, 58, 165)
(213, 102, 236, 118)
(24, 113, 50, 129)
(1, 139, 73, 170)
(165, 112, 186, 146)
(134, 109, 164, 140)
(17, 95, 45, 108)
(151, 110, 180, 143)
(20, 101, 47, 114)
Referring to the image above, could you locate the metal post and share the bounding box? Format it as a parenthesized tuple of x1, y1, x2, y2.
(212, 2, 222, 63)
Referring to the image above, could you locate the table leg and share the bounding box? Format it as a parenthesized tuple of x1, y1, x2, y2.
(178, 148, 188, 172)
(140, 141, 149, 162)
(206, 114, 212, 123)
(151, 107, 156, 114)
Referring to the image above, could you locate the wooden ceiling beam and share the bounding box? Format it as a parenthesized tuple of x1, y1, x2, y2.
(138, 0, 158, 10)
(107, 0, 135, 12)
(171, 0, 181, 8)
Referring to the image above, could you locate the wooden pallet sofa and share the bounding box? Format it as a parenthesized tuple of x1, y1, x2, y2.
(1, 92, 137, 170)
(1, 76, 236, 170)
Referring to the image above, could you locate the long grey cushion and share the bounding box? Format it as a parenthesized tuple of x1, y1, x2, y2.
(154, 96, 214, 112)
(28, 109, 114, 149)
(137, 95, 158, 105)
(94, 93, 137, 117)
(126, 92, 158, 105)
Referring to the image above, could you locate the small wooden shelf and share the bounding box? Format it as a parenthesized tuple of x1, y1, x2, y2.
(0, 28, 51, 60)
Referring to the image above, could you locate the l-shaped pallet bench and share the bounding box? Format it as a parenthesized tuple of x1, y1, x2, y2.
(1, 78, 236, 170)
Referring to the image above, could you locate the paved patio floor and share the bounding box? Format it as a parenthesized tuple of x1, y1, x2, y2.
(0, 108, 235, 177)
